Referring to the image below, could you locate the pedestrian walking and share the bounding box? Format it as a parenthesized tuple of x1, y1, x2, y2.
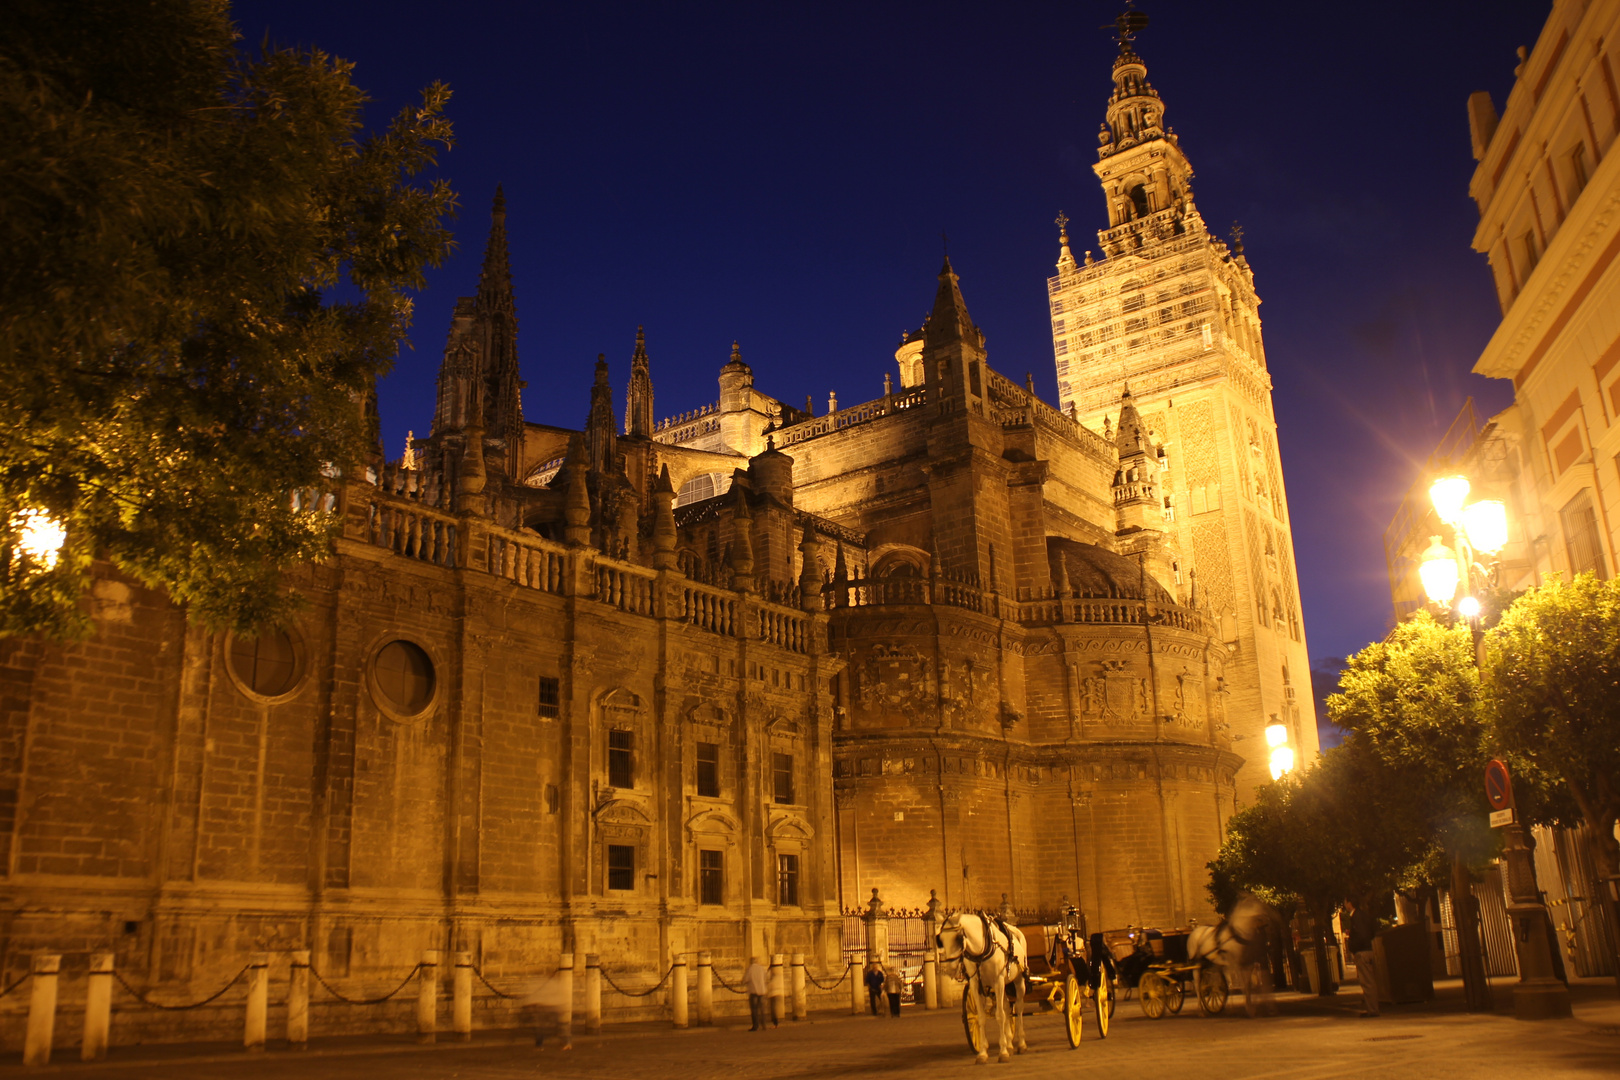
(745, 956, 770, 1030)
(521, 971, 572, 1050)
(1344, 897, 1380, 1017)
(865, 962, 885, 1016)
(884, 964, 902, 1016)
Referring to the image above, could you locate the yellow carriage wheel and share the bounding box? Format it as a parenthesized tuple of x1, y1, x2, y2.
(1140, 973, 1168, 1019)
(1197, 966, 1229, 1016)
(1095, 965, 1114, 1038)
(962, 985, 987, 1056)
(1063, 974, 1083, 1048)
(1165, 975, 1186, 1015)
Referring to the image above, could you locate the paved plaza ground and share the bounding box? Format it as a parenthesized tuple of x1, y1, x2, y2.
(5, 977, 1616, 1079)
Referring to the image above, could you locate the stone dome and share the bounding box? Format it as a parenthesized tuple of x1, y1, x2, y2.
(1047, 537, 1175, 605)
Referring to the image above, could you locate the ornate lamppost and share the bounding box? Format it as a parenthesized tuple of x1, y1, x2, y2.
(1418, 475, 1572, 1020)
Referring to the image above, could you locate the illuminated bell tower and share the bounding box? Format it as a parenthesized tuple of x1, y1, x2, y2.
(1046, 13, 1319, 798)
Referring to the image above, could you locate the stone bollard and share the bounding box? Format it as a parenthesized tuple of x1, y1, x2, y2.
(416, 950, 439, 1044)
(81, 952, 113, 1061)
(453, 952, 473, 1041)
(790, 953, 806, 1021)
(769, 954, 784, 1025)
(244, 952, 269, 1052)
(558, 953, 575, 1039)
(671, 957, 688, 1028)
(849, 957, 864, 1015)
(923, 951, 938, 1010)
(695, 951, 713, 1026)
(288, 950, 310, 1047)
(583, 954, 601, 1034)
(24, 953, 59, 1067)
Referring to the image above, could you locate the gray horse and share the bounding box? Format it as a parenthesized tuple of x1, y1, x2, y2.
(1187, 893, 1280, 1016)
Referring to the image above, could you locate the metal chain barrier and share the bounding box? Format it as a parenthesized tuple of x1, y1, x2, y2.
(0, 971, 30, 1000)
(112, 964, 251, 1011)
(471, 965, 520, 1000)
(803, 960, 854, 991)
(710, 967, 749, 995)
(307, 963, 423, 1006)
(599, 963, 675, 998)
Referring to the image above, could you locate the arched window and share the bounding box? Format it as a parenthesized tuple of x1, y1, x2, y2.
(675, 472, 733, 508)
(1128, 184, 1149, 219)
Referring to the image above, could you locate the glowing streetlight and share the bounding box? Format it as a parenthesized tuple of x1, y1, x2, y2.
(1456, 595, 1482, 620)
(1461, 499, 1509, 555)
(1265, 722, 1288, 748)
(1419, 536, 1460, 607)
(1268, 746, 1295, 780)
(11, 510, 65, 572)
(1429, 475, 1471, 525)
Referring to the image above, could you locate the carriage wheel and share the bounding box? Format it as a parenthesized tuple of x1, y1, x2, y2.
(1197, 967, 1229, 1016)
(962, 986, 987, 1056)
(1165, 976, 1186, 1015)
(1063, 974, 1083, 1048)
(1139, 973, 1168, 1019)
(1095, 965, 1114, 1039)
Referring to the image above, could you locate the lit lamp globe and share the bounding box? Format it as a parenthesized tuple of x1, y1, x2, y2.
(1268, 746, 1295, 780)
(1419, 536, 1460, 607)
(1265, 723, 1288, 748)
(1461, 499, 1509, 555)
(1429, 475, 1471, 525)
(1456, 595, 1482, 620)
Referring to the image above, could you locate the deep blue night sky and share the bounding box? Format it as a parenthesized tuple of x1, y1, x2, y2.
(230, 0, 1549, 667)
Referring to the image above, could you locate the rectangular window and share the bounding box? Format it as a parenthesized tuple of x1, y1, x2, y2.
(1521, 231, 1539, 276)
(1055, 339, 1068, 356)
(607, 729, 633, 789)
(699, 849, 724, 905)
(696, 741, 720, 797)
(537, 676, 560, 719)
(607, 844, 635, 891)
(1121, 293, 1145, 313)
(1052, 318, 1066, 335)
(1571, 143, 1590, 197)
(773, 752, 795, 804)
(777, 853, 800, 907)
(1050, 299, 1064, 315)
(1561, 490, 1609, 578)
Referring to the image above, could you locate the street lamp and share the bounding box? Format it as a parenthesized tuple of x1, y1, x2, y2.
(1419, 536, 1460, 607)
(10, 509, 65, 572)
(1424, 473, 1571, 1020)
(1265, 720, 1293, 780)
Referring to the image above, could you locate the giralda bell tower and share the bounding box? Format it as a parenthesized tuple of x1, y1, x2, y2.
(1046, 12, 1319, 795)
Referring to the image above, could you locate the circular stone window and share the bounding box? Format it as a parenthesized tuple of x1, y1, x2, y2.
(227, 629, 303, 700)
(373, 639, 435, 717)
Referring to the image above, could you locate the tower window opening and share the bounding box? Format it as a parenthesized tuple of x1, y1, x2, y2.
(1128, 184, 1149, 219)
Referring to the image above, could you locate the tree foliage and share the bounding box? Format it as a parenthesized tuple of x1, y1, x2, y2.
(0, 0, 455, 637)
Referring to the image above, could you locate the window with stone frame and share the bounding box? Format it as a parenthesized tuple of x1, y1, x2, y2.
(696, 741, 721, 798)
(777, 853, 800, 907)
(608, 728, 634, 788)
(772, 752, 795, 805)
(1561, 490, 1608, 578)
(606, 844, 635, 891)
(537, 675, 560, 718)
(699, 849, 724, 905)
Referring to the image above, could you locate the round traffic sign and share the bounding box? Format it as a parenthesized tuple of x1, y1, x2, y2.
(1484, 759, 1513, 811)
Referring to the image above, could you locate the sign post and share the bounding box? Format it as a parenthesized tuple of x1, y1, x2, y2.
(1483, 758, 1571, 1019)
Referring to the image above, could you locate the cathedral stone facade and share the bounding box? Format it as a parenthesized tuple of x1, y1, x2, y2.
(0, 35, 1312, 1039)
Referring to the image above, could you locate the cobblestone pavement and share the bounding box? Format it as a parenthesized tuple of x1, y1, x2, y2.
(9, 979, 1618, 1079)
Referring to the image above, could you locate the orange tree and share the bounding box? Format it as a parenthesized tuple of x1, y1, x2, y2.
(0, 1, 455, 637)
(1485, 572, 1620, 988)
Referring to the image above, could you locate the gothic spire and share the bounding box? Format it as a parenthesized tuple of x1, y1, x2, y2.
(625, 326, 655, 438)
(585, 353, 617, 474)
(928, 256, 978, 345)
(476, 186, 515, 315)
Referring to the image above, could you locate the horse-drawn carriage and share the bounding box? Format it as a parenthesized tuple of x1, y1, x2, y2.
(1017, 909, 1118, 1044)
(1108, 925, 1231, 1018)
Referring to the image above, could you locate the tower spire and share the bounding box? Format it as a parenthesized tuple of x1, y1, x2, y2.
(477, 186, 514, 315)
(1055, 211, 1076, 272)
(624, 326, 655, 438)
(929, 256, 978, 345)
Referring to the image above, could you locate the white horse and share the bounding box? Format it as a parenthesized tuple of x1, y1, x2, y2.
(936, 911, 1029, 1064)
(1187, 893, 1278, 1015)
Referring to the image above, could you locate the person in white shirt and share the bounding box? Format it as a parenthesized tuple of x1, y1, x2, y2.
(744, 957, 772, 1030)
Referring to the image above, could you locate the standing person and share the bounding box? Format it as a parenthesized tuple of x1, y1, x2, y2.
(744, 956, 769, 1031)
(522, 970, 573, 1050)
(865, 962, 885, 1016)
(884, 964, 902, 1016)
(1344, 898, 1380, 1017)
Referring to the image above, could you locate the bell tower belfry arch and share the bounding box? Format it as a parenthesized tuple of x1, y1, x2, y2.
(1046, 12, 1319, 799)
